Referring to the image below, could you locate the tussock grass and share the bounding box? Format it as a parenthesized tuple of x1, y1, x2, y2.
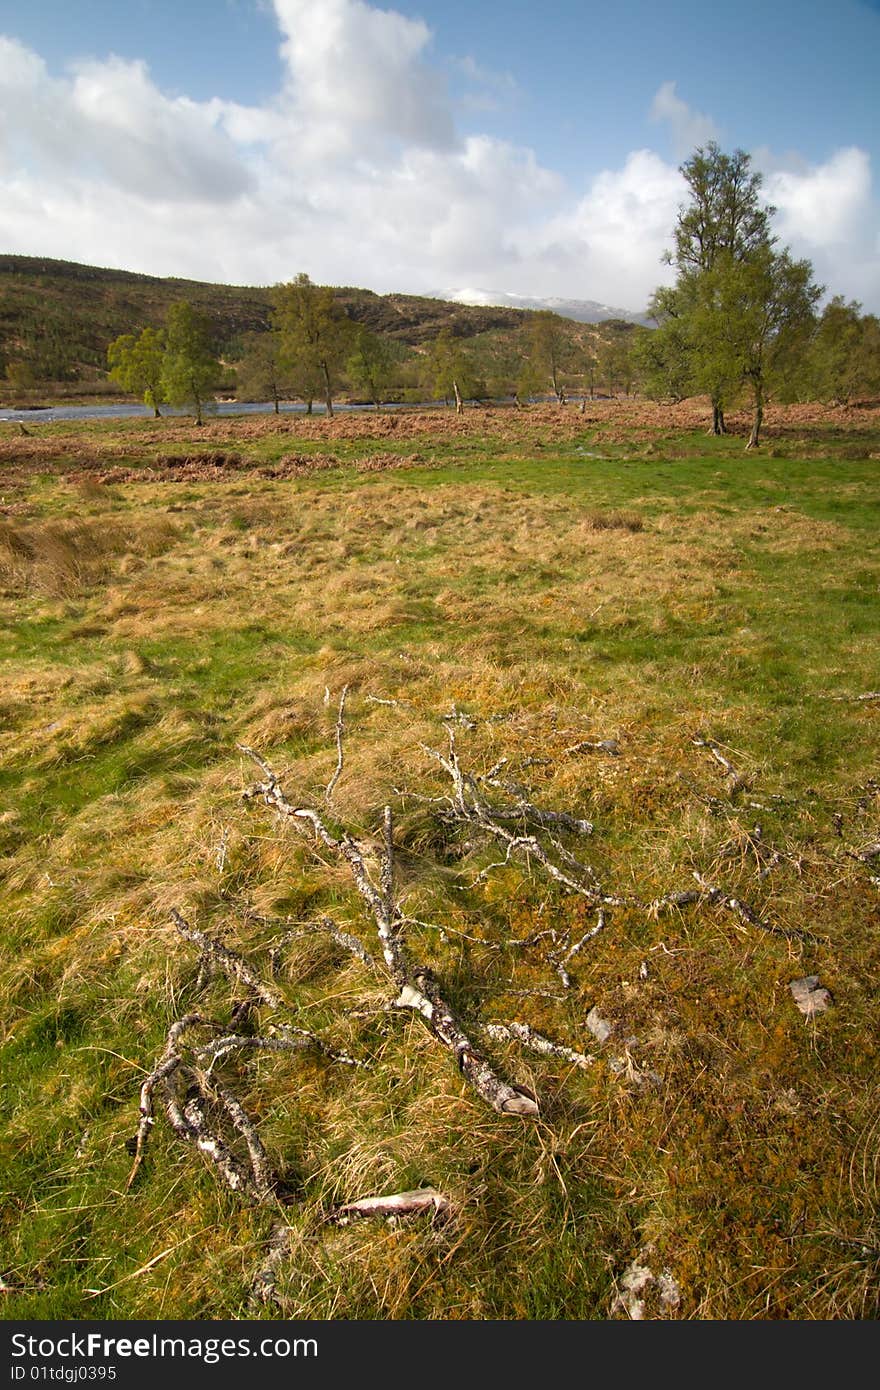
(1, 406, 879, 1320)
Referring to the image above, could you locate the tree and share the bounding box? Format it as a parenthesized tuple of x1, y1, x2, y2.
(422, 328, 477, 414)
(346, 326, 396, 409)
(160, 302, 220, 425)
(634, 290, 693, 402)
(236, 331, 288, 413)
(527, 310, 569, 403)
(107, 327, 166, 417)
(273, 274, 351, 418)
(690, 246, 821, 447)
(665, 143, 776, 433)
(656, 143, 821, 444)
(808, 297, 880, 405)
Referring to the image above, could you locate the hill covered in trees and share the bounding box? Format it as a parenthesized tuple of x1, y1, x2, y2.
(0, 255, 609, 400)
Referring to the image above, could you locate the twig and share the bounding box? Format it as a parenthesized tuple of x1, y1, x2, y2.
(481, 1021, 595, 1070)
(325, 684, 349, 802)
(692, 736, 746, 792)
(171, 910, 283, 1010)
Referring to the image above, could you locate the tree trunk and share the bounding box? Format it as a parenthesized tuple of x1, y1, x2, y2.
(710, 400, 726, 435)
(452, 378, 463, 415)
(746, 381, 763, 449)
(306, 398, 313, 415)
(322, 360, 333, 418)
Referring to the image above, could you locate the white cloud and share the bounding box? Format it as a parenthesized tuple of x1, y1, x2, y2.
(527, 151, 685, 308)
(650, 81, 720, 160)
(272, 0, 455, 158)
(0, 36, 254, 202)
(0, 5, 876, 314)
(759, 147, 879, 308)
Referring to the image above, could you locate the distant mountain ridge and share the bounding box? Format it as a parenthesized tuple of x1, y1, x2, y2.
(444, 287, 653, 327)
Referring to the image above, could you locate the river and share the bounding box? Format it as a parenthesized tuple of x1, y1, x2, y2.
(0, 399, 450, 425)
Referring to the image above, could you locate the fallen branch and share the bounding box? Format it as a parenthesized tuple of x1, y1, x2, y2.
(329, 1187, 452, 1223)
(239, 747, 540, 1117)
(325, 684, 349, 802)
(171, 910, 282, 1010)
(692, 872, 814, 941)
(564, 739, 621, 757)
(692, 736, 746, 792)
(481, 1021, 595, 1070)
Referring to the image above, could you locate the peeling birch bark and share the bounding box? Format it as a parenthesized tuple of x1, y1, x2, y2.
(325, 684, 349, 802)
(331, 1188, 452, 1222)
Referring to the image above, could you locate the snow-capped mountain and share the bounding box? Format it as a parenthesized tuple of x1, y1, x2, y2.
(443, 287, 652, 326)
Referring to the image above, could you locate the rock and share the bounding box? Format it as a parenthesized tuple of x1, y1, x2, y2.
(611, 1251, 681, 1319)
(789, 976, 833, 1016)
(585, 1006, 613, 1044)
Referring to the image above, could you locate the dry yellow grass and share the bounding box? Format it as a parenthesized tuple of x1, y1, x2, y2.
(1, 407, 878, 1320)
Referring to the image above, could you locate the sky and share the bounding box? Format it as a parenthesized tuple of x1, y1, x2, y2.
(0, 0, 878, 314)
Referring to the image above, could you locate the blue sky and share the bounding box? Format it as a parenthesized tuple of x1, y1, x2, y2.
(0, 0, 877, 312)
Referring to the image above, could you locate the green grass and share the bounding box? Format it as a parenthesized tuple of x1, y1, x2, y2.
(1, 403, 879, 1320)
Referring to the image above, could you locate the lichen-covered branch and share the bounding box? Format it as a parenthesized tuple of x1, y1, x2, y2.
(171, 910, 282, 1010)
(239, 746, 540, 1117)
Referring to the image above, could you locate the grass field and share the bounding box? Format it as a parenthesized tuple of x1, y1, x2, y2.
(1, 399, 879, 1320)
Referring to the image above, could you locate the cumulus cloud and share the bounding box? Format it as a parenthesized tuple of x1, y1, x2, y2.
(758, 147, 879, 308)
(0, 4, 876, 314)
(272, 0, 455, 157)
(650, 81, 720, 160)
(525, 151, 685, 308)
(0, 35, 254, 202)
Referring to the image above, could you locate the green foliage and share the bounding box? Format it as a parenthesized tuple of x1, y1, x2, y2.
(671, 142, 775, 274)
(273, 273, 354, 416)
(235, 331, 288, 412)
(635, 291, 693, 401)
(107, 327, 166, 416)
(808, 297, 880, 405)
(160, 302, 221, 425)
(421, 328, 484, 408)
(595, 325, 639, 398)
(527, 310, 569, 401)
(345, 325, 398, 406)
(689, 247, 821, 444)
(657, 143, 821, 440)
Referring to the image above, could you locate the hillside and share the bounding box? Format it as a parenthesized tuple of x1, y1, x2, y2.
(0, 256, 546, 395)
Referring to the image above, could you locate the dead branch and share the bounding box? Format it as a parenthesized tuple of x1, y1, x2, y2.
(691, 872, 814, 941)
(164, 1075, 264, 1199)
(325, 684, 349, 802)
(481, 1022, 595, 1070)
(692, 736, 746, 792)
(171, 910, 282, 1010)
(239, 748, 540, 1116)
(825, 692, 880, 703)
(125, 1014, 207, 1190)
(564, 739, 621, 757)
(329, 1187, 452, 1223)
(250, 1222, 295, 1306)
